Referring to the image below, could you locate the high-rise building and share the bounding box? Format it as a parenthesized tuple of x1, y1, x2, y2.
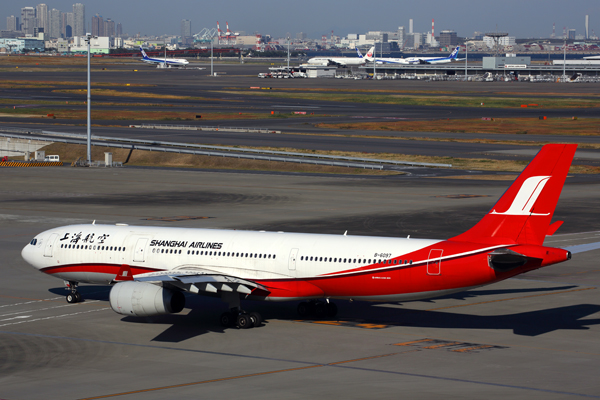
(63, 12, 74, 37)
(568, 29, 576, 40)
(438, 30, 458, 47)
(409, 19, 413, 34)
(296, 32, 306, 40)
(104, 18, 115, 37)
(21, 7, 36, 35)
(6, 15, 19, 32)
(91, 14, 103, 36)
(397, 26, 405, 47)
(73, 3, 85, 36)
(181, 19, 191, 46)
(116, 22, 122, 37)
(36, 4, 48, 32)
(48, 8, 61, 38)
(585, 15, 589, 39)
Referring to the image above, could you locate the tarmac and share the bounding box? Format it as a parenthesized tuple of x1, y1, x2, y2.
(0, 166, 599, 399)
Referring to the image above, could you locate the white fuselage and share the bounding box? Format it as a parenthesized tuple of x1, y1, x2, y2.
(142, 57, 189, 66)
(22, 224, 439, 284)
(306, 57, 366, 66)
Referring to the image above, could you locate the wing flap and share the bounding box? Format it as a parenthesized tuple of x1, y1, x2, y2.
(133, 270, 269, 295)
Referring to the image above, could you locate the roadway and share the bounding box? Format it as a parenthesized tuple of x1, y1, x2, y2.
(0, 166, 599, 399)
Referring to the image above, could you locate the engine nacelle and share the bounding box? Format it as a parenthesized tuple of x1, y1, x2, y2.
(109, 281, 185, 317)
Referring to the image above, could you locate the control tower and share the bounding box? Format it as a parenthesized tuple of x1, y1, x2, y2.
(485, 31, 508, 56)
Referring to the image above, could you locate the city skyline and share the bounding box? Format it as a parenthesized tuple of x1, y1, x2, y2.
(2, 0, 600, 39)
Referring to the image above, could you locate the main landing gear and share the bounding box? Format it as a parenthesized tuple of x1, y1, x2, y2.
(64, 280, 82, 303)
(220, 309, 263, 329)
(297, 300, 338, 319)
(219, 292, 262, 329)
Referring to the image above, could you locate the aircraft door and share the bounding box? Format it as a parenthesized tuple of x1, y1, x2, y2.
(427, 249, 443, 275)
(44, 233, 59, 257)
(133, 238, 149, 262)
(288, 248, 299, 271)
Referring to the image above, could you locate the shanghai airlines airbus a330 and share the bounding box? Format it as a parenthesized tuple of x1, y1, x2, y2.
(22, 144, 576, 329)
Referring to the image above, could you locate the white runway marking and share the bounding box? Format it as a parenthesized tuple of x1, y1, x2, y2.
(0, 296, 65, 309)
(0, 315, 31, 322)
(0, 307, 110, 327)
(0, 300, 102, 318)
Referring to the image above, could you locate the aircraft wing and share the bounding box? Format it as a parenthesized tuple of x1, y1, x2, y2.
(124, 268, 270, 295)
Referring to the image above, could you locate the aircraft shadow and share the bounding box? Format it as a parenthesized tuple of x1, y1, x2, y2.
(49, 285, 111, 301)
(47, 285, 599, 338)
(396, 304, 600, 336)
(430, 285, 579, 301)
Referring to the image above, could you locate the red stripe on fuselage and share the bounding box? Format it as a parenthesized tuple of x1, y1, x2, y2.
(317, 240, 511, 278)
(40, 264, 162, 276)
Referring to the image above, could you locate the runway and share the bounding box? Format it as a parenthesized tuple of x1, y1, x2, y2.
(3, 62, 600, 165)
(1, 166, 599, 399)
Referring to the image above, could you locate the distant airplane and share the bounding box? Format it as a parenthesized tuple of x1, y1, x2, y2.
(583, 55, 600, 60)
(367, 46, 462, 65)
(22, 144, 581, 329)
(139, 46, 189, 67)
(306, 46, 375, 67)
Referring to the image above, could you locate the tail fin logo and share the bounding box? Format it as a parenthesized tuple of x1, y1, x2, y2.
(491, 176, 551, 216)
(140, 46, 148, 58)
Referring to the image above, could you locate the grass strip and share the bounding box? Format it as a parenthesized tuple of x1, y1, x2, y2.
(0, 107, 304, 121)
(218, 90, 600, 108)
(316, 117, 600, 136)
(40, 142, 600, 175)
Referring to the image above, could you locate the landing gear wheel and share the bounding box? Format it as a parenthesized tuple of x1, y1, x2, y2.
(315, 303, 327, 319)
(66, 293, 78, 304)
(325, 302, 338, 318)
(220, 312, 234, 327)
(75, 292, 82, 303)
(237, 314, 252, 329)
(249, 312, 262, 328)
(297, 302, 311, 317)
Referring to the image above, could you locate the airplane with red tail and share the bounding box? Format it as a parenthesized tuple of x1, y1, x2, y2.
(21, 144, 577, 329)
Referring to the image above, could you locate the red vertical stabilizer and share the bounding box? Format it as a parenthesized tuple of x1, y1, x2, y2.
(451, 144, 577, 246)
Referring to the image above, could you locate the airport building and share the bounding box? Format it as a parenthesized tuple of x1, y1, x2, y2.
(0, 37, 44, 52)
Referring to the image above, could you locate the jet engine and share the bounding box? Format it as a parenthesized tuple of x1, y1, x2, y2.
(109, 281, 185, 317)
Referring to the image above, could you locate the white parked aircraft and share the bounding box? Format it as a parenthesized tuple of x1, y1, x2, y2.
(140, 46, 189, 67)
(306, 46, 374, 67)
(367, 46, 461, 65)
(22, 144, 580, 329)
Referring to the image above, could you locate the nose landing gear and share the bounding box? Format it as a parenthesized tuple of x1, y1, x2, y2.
(64, 281, 82, 303)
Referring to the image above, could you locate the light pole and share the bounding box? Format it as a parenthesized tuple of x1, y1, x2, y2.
(373, 42, 376, 79)
(465, 43, 468, 80)
(287, 33, 290, 72)
(210, 33, 214, 76)
(85, 33, 92, 164)
(563, 39, 566, 82)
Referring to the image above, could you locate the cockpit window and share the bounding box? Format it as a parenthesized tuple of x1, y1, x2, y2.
(30, 239, 37, 245)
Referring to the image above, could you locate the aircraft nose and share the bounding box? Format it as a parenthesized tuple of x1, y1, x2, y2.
(21, 239, 39, 268)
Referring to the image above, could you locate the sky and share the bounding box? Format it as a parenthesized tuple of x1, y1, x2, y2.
(3, 0, 600, 39)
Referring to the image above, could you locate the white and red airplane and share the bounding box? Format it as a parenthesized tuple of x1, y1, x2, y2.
(22, 144, 576, 329)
